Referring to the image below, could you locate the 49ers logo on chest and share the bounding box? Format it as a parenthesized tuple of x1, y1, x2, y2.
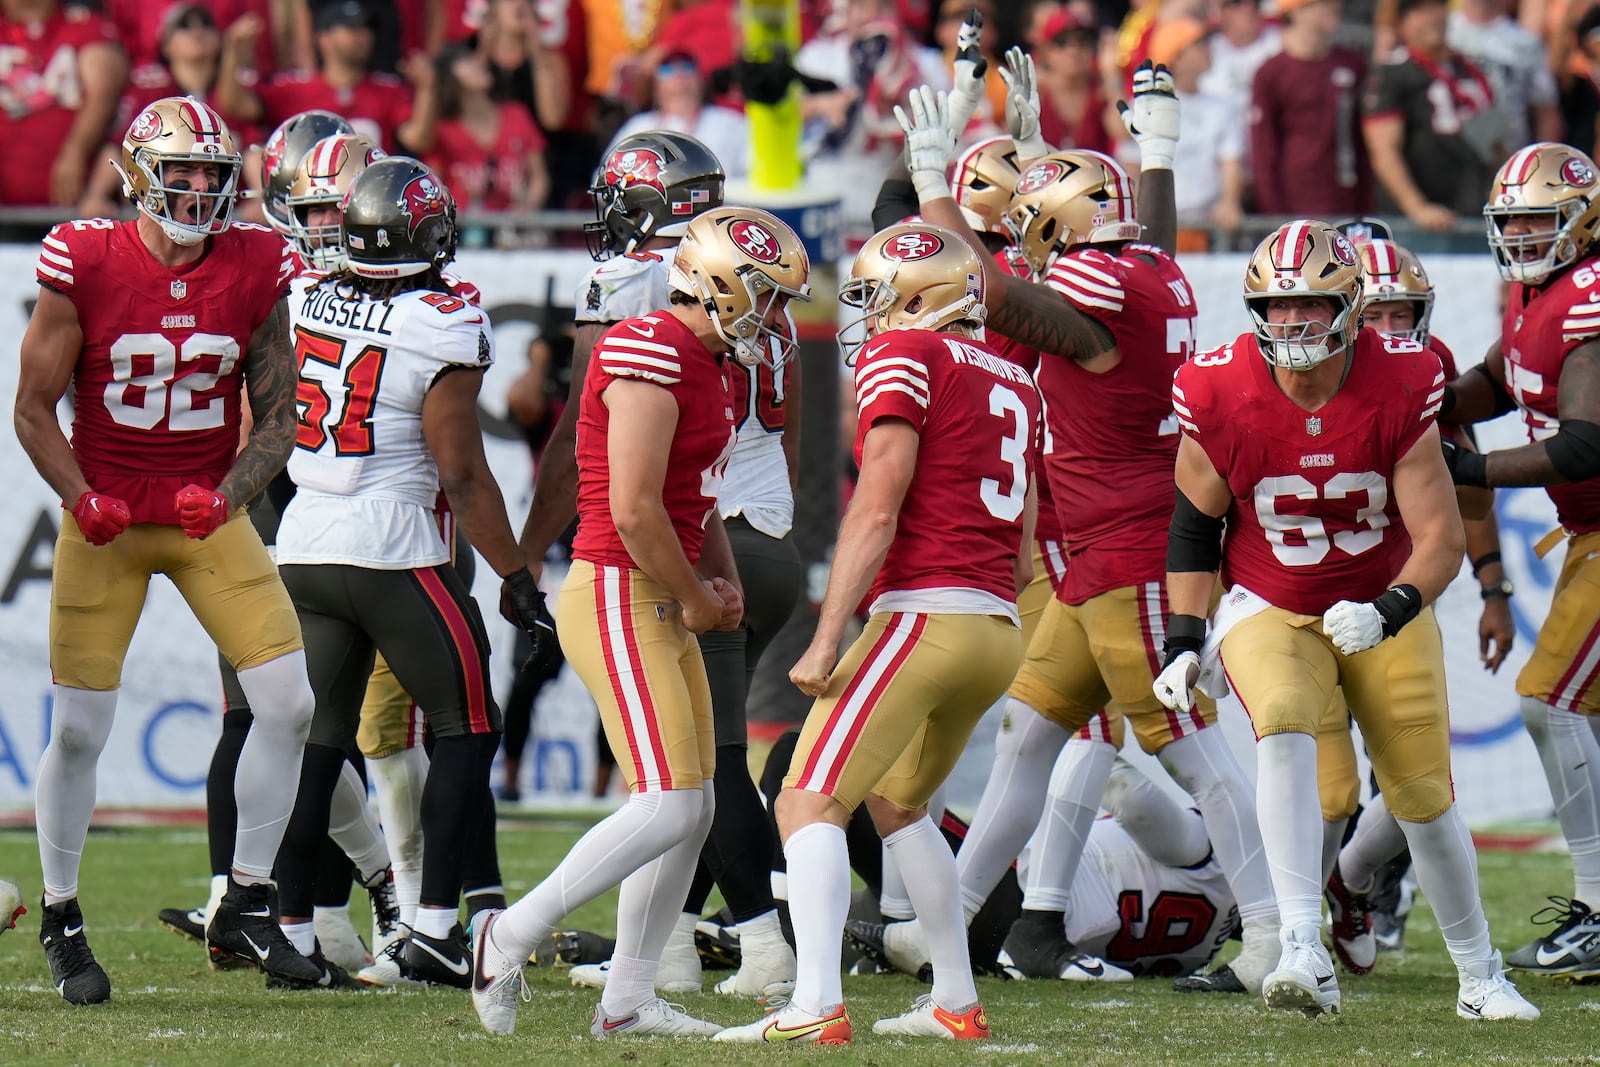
(888, 231, 943, 260)
(605, 147, 666, 191)
(399, 173, 450, 237)
(1016, 160, 1065, 196)
(729, 220, 781, 263)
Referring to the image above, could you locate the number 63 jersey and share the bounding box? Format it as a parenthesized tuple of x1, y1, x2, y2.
(277, 275, 494, 569)
(36, 218, 294, 524)
(1172, 328, 1443, 616)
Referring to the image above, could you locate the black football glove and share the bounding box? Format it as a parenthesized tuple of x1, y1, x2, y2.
(1441, 435, 1488, 488)
(500, 567, 559, 675)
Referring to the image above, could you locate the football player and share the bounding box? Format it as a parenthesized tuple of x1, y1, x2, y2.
(1153, 219, 1537, 1021)
(716, 222, 1040, 1045)
(471, 207, 809, 1039)
(15, 97, 323, 1000)
(269, 156, 554, 989)
(895, 74, 1281, 993)
(1441, 143, 1600, 980)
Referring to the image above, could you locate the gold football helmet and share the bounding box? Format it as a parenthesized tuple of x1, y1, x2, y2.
(1484, 142, 1600, 284)
(115, 96, 242, 246)
(838, 223, 985, 363)
(952, 136, 1022, 237)
(1244, 220, 1365, 370)
(1357, 238, 1433, 344)
(285, 134, 385, 271)
(1004, 149, 1141, 277)
(668, 206, 813, 368)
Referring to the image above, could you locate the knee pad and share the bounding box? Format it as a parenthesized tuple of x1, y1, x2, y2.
(634, 787, 705, 845)
(49, 688, 117, 759)
(1521, 694, 1556, 742)
(1380, 772, 1453, 823)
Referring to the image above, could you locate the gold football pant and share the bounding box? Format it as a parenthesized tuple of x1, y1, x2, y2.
(1518, 529, 1600, 715)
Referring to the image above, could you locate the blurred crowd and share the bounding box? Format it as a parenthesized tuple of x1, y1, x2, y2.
(1, 0, 1597, 246)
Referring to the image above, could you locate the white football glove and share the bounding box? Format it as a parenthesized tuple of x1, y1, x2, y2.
(1322, 600, 1386, 655)
(947, 8, 989, 137)
(1000, 46, 1049, 160)
(894, 85, 957, 202)
(1117, 60, 1179, 171)
(1152, 650, 1201, 713)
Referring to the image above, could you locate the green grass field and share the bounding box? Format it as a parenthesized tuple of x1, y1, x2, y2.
(2, 820, 1597, 1066)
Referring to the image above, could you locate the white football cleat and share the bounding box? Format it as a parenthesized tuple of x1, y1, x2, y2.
(713, 1001, 852, 1044)
(314, 907, 373, 972)
(714, 914, 795, 998)
(570, 961, 610, 988)
(1229, 918, 1282, 995)
(884, 918, 933, 977)
(1325, 865, 1377, 975)
(591, 998, 722, 1038)
(357, 928, 425, 989)
(471, 911, 529, 1035)
(1263, 932, 1341, 1017)
(872, 994, 990, 1039)
(1458, 953, 1540, 1021)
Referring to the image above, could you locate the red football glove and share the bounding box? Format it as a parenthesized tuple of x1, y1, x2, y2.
(175, 484, 230, 540)
(70, 491, 131, 546)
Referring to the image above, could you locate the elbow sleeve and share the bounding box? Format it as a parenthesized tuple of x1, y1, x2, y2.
(1167, 488, 1226, 573)
(1546, 418, 1600, 482)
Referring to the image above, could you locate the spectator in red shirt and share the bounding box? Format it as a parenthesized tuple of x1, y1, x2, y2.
(217, 0, 434, 153)
(1249, 0, 1372, 217)
(0, 0, 127, 210)
(647, 0, 739, 87)
(1036, 10, 1120, 157)
(106, 0, 277, 75)
(424, 42, 550, 210)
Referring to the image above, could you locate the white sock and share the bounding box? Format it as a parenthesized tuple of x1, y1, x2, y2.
(1522, 697, 1600, 905)
(281, 919, 315, 956)
(1104, 758, 1211, 868)
(879, 842, 914, 920)
(37, 686, 118, 903)
(368, 747, 427, 927)
(232, 651, 314, 880)
(885, 817, 978, 1011)
(602, 954, 658, 1016)
(1398, 805, 1494, 968)
(1339, 793, 1408, 891)
(783, 821, 851, 1015)
(414, 904, 457, 939)
(1255, 732, 1323, 938)
(1161, 727, 1277, 926)
(1022, 738, 1116, 912)
(329, 760, 390, 881)
(493, 788, 704, 961)
(1322, 818, 1348, 887)
(956, 700, 1070, 920)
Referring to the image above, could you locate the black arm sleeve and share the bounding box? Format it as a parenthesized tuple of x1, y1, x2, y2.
(1167, 487, 1226, 573)
(1546, 418, 1600, 482)
(871, 178, 920, 232)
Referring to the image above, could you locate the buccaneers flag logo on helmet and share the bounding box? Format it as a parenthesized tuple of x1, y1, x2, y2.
(604, 147, 667, 192)
(399, 173, 450, 238)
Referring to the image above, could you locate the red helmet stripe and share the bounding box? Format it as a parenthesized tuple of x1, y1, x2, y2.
(1371, 240, 1396, 279)
(180, 98, 221, 141)
(311, 136, 344, 177)
(1503, 145, 1542, 187)
(1275, 220, 1313, 271)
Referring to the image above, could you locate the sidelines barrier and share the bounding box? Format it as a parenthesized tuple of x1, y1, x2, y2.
(0, 246, 1567, 826)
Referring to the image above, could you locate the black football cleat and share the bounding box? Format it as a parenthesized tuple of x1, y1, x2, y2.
(1173, 964, 1248, 993)
(207, 878, 323, 987)
(157, 905, 206, 943)
(266, 939, 367, 990)
(400, 925, 473, 988)
(40, 897, 111, 1005)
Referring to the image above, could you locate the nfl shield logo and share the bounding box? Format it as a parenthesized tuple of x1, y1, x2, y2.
(1306, 416, 1323, 436)
(170, 280, 186, 300)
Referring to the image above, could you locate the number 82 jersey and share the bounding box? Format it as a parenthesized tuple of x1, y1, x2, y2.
(1172, 328, 1443, 616)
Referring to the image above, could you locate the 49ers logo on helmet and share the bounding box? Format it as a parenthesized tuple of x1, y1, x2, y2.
(605, 147, 667, 191)
(399, 173, 450, 238)
(129, 107, 163, 143)
(1015, 160, 1065, 195)
(1330, 233, 1358, 266)
(729, 219, 781, 263)
(1562, 157, 1597, 188)
(888, 231, 943, 260)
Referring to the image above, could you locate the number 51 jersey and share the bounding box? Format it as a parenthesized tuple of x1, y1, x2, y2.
(277, 276, 495, 569)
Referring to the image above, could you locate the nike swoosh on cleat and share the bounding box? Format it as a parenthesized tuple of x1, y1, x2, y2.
(601, 1015, 635, 1032)
(243, 908, 273, 918)
(1459, 999, 1484, 1018)
(64, 924, 83, 937)
(766, 1016, 840, 1041)
(1316, 972, 1336, 986)
(1072, 960, 1104, 977)
(415, 939, 470, 976)
(242, 932, 272, 962)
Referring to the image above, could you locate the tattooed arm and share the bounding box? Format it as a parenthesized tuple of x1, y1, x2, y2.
(218, 300, 297, 506)
(1483, 343, 1600, 487)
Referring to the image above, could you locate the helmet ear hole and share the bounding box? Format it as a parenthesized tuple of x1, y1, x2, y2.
(905, 295, 924, 314)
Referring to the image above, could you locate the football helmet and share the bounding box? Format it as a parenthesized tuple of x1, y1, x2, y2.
(1004, 149, 1141, 277)
(838, 223, 985, 363)
(585, 131, 726, 260)
(285, 134, 385, 272)
(952, 136, 1022, 237)
(340, 157, 458, 279)
(261, 109, 356, 233)
(115, 96, 242, 246)
(1484, 142, 1600, 284)
(667, 206, 812, 368)
(1357, 238, 1434, 344)
(1243, 220, 1364, 370)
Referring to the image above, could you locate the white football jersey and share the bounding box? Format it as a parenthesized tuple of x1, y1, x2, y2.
(1066, 818, 1237, 978)
(574, 250, 793, 534)
(278, 276, 495, 569)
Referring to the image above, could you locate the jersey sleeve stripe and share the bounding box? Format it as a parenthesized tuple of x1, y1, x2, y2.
(1176, 414, 1199, 433)
(604, 335, 682, 357)
(1171, 383, 1187, 401)
(37, 265, 73, 286)
(1051, 268, 1125, 303)
(598, 361, 682, 385)
(854, 354, 929, 379)
(39, 248, 72, 271)
(860, 381, 930, 411)
(598, 348, 681, 373)
(1563, 328, 1600, 343)
(1173, 398, 1193, 418)
(1563, 302, 1600, 317)
(1055, 259, 1119, 287)
(42, 235, 71, 256)
(1420, 402, 1442, 420)
(856, 360, 930, 390)
(1055, 286, 1124, 313)
(856, 368, 930, 404)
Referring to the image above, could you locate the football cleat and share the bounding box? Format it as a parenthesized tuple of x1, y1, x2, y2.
(207, 878, 324, 988)
(314, 908, 373, 972)
(357, 929, 425, 989)
(695, 918, 743, 970)
(1369, 857, 1415, 952)
(713, 1001, 851, 1044)
(1457, 952, 1540, 1020)
(1325, 864, 1377, 975)
(364, 868, 403, 961)
(157, 905, 206, 943)
(1173, 964, 1247, 994)
(472, 911, 529, 1035)
(266, 938, 366, 990)
(872, 994, 989, 1039)
(400, 925, 474, 989)
(1227, 921, 1281, 995)
(997, 914, 1132, 981)
(532, 928, 612, 968)
(1505, 896, 1600, 976)
(713, 917, 794, 998)
(570, 960, 610, 988)
(1263, 933, 1341, 1018)
(843, 919, 895, 975)
(1, 878, 24, 936)
(39, 897, 111, 1005)
(591, 997, 723, 1038)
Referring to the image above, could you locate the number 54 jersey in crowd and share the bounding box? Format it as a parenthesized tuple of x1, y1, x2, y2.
(1172, 328, 1443, 616)
(277, 276, 494, 569)
(852, 328, 1043, 616)
(35, 218, 295, 524)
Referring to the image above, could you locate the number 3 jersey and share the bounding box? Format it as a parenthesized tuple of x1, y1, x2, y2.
(36, 219, 294, 524)
(1173, 328, 1443, 616)
(852, 328, 1042, 618)
(277, 276, 494, 569)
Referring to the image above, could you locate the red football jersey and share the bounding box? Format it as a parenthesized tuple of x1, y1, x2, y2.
(1039, 243, 1198, 604)
(424, 103, 547, 211)
(1501, 258, 1600, 533)
(571, 312, 736, 569)
(38, 219, 295, 524)
(105, 0, 275, 73)
(1428, 336, 1459, 381)
(0, 5, 118, 206)
(256, 72, 412, 151)
(1174, 328, 1443, 616)
(985, 247, 1062, 545)
(852, 328, 1042, 605)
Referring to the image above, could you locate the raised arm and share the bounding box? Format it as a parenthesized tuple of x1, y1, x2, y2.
(1117, 61, 1180, 255)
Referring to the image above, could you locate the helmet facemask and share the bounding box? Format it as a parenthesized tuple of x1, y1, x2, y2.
(1247, 293, 1360, 370)
(710, 266, 806, 369)
(1362, 293, 1433, 344)
(1484, 206, 1581, 284)
(119, 151, 240, 246)
(583, 181, 645, 259)
(287, 198, 345, 271)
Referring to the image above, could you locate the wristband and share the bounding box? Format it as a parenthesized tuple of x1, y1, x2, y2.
(1372, 584, 1423, 639)
(911, 169, 952, 203)
(1162, 614, 1207, 659)
(1470, 551, 1501, 577)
